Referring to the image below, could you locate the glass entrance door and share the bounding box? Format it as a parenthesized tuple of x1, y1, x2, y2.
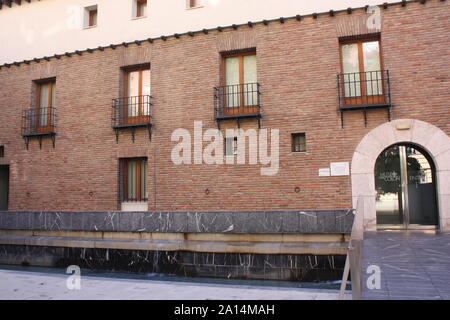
(375, 144, 439, 228)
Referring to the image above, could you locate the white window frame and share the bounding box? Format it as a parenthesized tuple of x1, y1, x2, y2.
(83, 5, 98, 29)
(186, 0, 204, 9)
(132, 0, 148, 19)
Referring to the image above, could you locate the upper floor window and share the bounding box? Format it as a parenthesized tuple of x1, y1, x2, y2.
(36, 79, 56, 133)
(133, 0, 147, 18)
(340, 38, 383, 99)
(186, 0, 203, 9)
(123, 65, 151, 123)
(223, 51, 257, 88)
(84, 5, 98, 28)
(221, 50, 258, 113)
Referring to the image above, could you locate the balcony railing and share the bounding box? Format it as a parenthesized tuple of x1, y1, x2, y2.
(112, 95, 152, 128)
(338, 70, 391, 110)
(214, 83, 261, 119)
(22, 107, 56, 136)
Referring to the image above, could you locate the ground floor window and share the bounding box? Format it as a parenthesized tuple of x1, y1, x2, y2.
(120, 158, 148, 202)
(225, 137, 238, 156)
(291, 133, 306, 153)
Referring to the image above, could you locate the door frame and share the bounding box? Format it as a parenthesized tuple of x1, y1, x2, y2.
(375, 144, 439, 231)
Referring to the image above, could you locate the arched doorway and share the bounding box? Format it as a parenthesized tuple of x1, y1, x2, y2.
(351, 119, 450, 232)
(375, 144, 439, 229)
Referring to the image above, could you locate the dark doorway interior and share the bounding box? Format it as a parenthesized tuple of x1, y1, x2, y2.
(0, 165, 9, 211)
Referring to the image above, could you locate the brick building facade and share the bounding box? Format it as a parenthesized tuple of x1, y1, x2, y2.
(0, 0, 449, 279)
(1, 0, 448, 211)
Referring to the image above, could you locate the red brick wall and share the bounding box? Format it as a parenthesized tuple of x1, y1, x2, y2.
(0, 0, 448, 211)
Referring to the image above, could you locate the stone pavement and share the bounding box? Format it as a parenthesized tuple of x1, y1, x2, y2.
(0, 266, 348, 300)
(362, 231, 450, 300)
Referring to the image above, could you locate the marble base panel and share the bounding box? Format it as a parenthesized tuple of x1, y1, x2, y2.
(0, 244, 346, 282)
(0, 210, 354, 234)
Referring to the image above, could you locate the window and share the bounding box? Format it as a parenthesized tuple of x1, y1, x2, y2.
(0, 146, 4, 158)
(121, 158, 148, 202)
(123, 65, 151, 123)
(225, 137, 238, 156)
(36, 79, 56, 132)
(84, 5, 98, 28)
(186, 0, 203, 9)
(340, 38, 383, 100)
(291, 133, 306, 153)
(133, 0, 147, 18)
(222, 50, 258, 112)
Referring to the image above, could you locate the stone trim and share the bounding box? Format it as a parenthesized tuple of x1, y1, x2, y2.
(0, 234, 348, 255)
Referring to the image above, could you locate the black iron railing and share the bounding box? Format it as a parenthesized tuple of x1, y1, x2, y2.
(112, 95, 152, 128)
(22, 107, 56, 136)
(338, 70, 391, 109)
(214, 83, 261, 118)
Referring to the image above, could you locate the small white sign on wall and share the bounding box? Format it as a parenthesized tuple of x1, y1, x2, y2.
(330, 162, 350, 176)
(318, 168, 331, 177)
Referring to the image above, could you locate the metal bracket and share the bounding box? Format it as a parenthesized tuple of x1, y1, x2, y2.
(115, 129, 120, 143)
(24, 137, 29, 150)
(131, 127, 136, 143)
(114, 125, 152, 143)
(23, 134, 56, 150)
(215, 116, 262, 131)
(147, 124, 152, 142)
(51, 133, 56, 148)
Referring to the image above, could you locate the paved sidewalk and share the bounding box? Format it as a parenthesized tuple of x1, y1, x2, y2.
(0, 267, 347, 300)
(362, 231, 450, 300)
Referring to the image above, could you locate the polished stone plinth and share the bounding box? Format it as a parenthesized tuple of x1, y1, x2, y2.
(0, 210, 354, 234)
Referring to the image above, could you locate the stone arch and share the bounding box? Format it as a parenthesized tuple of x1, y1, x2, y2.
(351, 119, 450, 232)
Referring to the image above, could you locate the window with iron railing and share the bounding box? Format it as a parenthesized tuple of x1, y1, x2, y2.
(22, 107, 56, 136)
(22, 79, 57, 136)
(338, 38, 391, 108)
(112, 66, 152, 127)
(338, 70, 391, 108)
(215, 51, 261, 118)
